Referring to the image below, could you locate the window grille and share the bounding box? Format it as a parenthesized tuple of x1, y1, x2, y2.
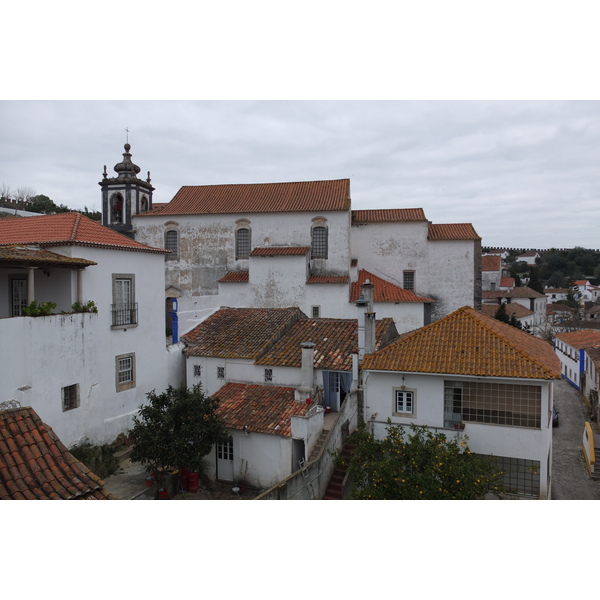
(312, 306, 320, 318)
(311, 226, 328, 259)
(62, 384, 80, 412)
(194, 364, 202, 377)
(403, 271, 415, 291)
(217, 366, 225, 379)
(118, 356, 133, 384)
(165, 230, 178, 257)
(236, 228, 251, 259)
(264, 368, 273, 383)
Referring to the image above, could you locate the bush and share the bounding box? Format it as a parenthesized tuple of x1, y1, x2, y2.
(21, 300, 56, 316)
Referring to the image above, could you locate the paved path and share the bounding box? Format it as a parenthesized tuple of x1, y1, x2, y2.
(552, 379, 600, 499)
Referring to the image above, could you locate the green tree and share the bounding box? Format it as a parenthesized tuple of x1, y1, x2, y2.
(345, 422, 503, 500)
(494, 303, 510, 324)
(129, 384, 230, 478)
(527, 267, 544, 294)
(28, 194, 58, 214)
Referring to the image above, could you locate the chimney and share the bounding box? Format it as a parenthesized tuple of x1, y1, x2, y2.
(356, 280, 375, 361)
(295, 341, 316, 402)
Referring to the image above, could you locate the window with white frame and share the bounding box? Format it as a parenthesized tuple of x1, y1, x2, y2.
(394, 389, 415, 415)
(116, 353, 136, 392)
(62, 384, 80, 412)
(217, 440, 233, 461)
(112, 274, 137, 327)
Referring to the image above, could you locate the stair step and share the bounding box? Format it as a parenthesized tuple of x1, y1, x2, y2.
(113, 446, 133, 465)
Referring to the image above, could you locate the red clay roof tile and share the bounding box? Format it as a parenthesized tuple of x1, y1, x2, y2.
(555, 329, 600, 349)
(219, 271, 249, 283)
(0, 407, 116, 499)
(213, 383, 309, 437)
(141, 179, 351, 216)
(362, 306, 560, 380)
(428, 223, 481, 241)
(352, 209, 427, 223)
(250, 246, 310, 257)
(349, 270, 434, 304)
(481, 255, 502, 271)
(0, 213, 166, 254)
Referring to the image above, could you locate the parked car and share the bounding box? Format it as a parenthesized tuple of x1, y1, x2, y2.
(553, 407, 559, 427)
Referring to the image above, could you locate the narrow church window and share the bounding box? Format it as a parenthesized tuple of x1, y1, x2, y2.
(111, 193, 124, 223)
(311, 226, 328, 259)
(165, 230, 178, 258)
(236, 228, 251, 259)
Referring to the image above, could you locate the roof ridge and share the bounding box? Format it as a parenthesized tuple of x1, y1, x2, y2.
(69, 212, 81, 241)
(467, 308, 557, 377)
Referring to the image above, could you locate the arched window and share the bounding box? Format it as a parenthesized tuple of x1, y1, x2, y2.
(311, 225, 328, 259)
(111, 193, 124, 223)
(235, 224, 251, 260)
(140, 195, 149, 213)
(165, 230, 178, 257)
(164, 222, 179, 260)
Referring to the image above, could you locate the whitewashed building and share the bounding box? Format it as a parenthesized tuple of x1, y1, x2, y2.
(106, 144, 482, 336)
(0, 212, 180, 448)
(362, 306, 561, 499)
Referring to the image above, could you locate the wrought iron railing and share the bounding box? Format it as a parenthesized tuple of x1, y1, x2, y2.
(111, 303, 138, 326)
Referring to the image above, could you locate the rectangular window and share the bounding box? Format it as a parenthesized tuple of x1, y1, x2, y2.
(165, 230, 178, 258)
(116, 353, 136, 392)
(485, 455, 541, 497)
(311, 226, 328, 259)
(236, 228, 251, 260)
(62, 384, 80, 412)
(394, 390, 415, 415)
(193, 364, 202, 377)
(264, 368, 273, 383)
(112, 274, 137, 327)
(217, 440, 234, 461)
(444, 380, 541, 429)
(217, 366, 225, 379)
(403, 271, 415, 291)
(11, 278, 28, 317)
(312, 306, 321, 318)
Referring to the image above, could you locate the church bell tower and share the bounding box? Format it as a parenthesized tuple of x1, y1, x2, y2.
(100, 142, 154, 238)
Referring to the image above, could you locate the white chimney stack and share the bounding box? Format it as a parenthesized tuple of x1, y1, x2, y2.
(295, 341, 316, 402)
(356, 280, 375, 361)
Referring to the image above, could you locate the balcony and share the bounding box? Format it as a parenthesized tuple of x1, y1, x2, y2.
(111, 303, 138, 328)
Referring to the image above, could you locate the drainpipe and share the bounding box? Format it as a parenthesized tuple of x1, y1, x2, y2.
(170, 298, 179, 344)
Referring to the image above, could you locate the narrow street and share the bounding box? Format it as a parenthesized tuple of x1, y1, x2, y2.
(552, 379, 600, 499)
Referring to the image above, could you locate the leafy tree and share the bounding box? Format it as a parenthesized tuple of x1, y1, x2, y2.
(494, 302, 510, 324)
(28, 194, 58, 214)
(527, 267, 544, 294)
(129, 384, 230, 480)
(345, 421, 503, 500)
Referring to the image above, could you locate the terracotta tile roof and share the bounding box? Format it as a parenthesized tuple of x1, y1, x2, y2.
(427, 223, 481, 241)
(574, 280, 591, 286)
(218, 271, 249, 283)
(140, 179, 351, 216)
(351, 209, 427, 223)
(0, 245, 97, 268)
(183, 307, 306, 358)
(306, 275, 349, 284)
(0, 212, 167, 254)
(481, 304, 533, 318)
(0, 407, 116, 499)
(500, 277, 515, 288)
(349, 270, 434, 304)
(250, 246, 310, 257)
(362, 306, 561, 380)
(555, 329, 600, 350)
(546, 304, 575, 315)
(256, 317, 397, 370)
(481, 255, 501, 271)
(213, 383, 308, 437)
(586, 347, 600, 369)
(483, 287, 545, 300)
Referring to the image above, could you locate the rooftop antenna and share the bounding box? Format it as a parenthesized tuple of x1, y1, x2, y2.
(125, 127, 129, 143)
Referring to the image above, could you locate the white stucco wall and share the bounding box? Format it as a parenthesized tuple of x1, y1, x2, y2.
(363, 370, 553, 498)
(0, 245, 176, 448)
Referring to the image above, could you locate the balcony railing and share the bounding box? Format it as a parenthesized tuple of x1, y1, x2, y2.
(111, 303, 138, 327)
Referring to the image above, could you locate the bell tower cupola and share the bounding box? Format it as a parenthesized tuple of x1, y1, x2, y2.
(100, 142, 154, 238)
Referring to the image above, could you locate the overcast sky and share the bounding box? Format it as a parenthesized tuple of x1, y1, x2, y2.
(1, 100, 598, 250)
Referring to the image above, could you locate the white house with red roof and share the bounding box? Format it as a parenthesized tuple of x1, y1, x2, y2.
(554, 329, 600, 391)
(180, 292, 398, 490)
(114, 143, 482, 335)
(0, 212, 179, 448)
(362, 306, 561, 499)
